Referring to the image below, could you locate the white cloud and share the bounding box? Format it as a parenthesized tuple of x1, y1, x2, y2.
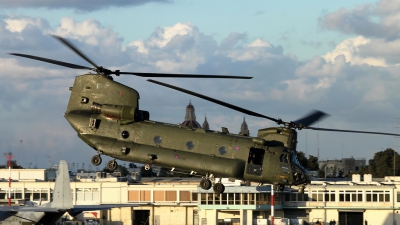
(323, 36, 387, 66)
(5, 17, 47, 33)
(248, 38, 271, 47)
(2, 11, 400, 166)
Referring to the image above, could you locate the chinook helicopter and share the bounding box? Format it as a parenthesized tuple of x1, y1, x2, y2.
(10, 36, 400, 194)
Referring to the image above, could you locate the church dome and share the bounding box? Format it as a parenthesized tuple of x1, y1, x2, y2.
(181, 101, 201, 129)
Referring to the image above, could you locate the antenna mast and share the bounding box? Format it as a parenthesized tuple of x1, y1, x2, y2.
(4, 152, 14, 206)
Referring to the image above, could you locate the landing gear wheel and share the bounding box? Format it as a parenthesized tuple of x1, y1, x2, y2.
(91, 155, 102, 166)
(213, 183, 225, 194)
(107, 160, 118, 171)
(200, 179, 212, 190)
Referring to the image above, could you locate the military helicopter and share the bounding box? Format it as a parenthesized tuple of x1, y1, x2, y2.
(10, 36, 400, 194)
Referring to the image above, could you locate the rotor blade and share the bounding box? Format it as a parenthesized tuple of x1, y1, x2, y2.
(305, 126, 400, 136)
(147, 79, 280, 123)
(9, 53, 93, 70)
(293, 110, 329, 127)
(52, 35, 99, 69)
(116, 72, 252, 79)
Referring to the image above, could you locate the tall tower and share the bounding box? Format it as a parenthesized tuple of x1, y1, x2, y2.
(181, 101, 202, 128)
(239, 117, 250, 136)
(202, 115, 210, 130)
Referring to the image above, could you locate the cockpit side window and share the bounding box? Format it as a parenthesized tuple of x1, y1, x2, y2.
(279, 154, 289, 163)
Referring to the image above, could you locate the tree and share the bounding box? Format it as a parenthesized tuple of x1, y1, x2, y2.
(368, 148, 400, 177)
(117, 165, 128, 177)
(307, 155, 319, 171)
(296, 151, 308, 169)
(140, 166, 157, 177)
(158, 167, 173, 177)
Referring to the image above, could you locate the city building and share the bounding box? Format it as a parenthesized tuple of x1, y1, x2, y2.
(2, 168, 400, 225)
(319, 157, 366, 178)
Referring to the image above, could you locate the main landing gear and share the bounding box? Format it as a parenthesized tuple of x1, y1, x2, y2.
(91, 155, 102, 166)
(90, 154, 118, 171)
(199, 174, 225, 194)
(107, 160, 118, 171)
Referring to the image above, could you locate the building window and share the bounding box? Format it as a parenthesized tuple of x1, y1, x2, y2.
(165, 191, 177, 201)
(192, 192, 198, 202)
(258, 193, 270, 204)
(200, 193, 207, 204)
(25, 188, 48, 201)
(154, 190, 164, 202)
(235, 193, 241, 205)
(311, 190, 323, 202)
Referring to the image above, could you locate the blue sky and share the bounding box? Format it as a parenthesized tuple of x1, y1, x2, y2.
(0, 0, 399, 170)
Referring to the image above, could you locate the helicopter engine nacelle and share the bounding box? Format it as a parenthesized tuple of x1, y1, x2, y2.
(91, 102, 135, 122)
(257, 127, 297, 150)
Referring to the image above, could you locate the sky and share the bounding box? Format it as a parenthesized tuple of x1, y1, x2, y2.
(0, 0, 399, 170)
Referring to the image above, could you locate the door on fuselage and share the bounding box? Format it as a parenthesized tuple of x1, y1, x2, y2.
(246, 147, 265, 176)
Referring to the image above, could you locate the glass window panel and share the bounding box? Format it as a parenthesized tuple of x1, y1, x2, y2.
(373, 194, 377, 202)
(24, 193, 32, 200)
(228, 193, 234, 205)
(215, 193, 221, 205)
(290, 193, 297, 202)
(249, 193, 255, 204)
(242, 193, 248, 205)
(317, 193, 323, 202)
(192, 192, 198, 202)
(285, 193, 290, 201)
(200, 193, 206, 204)
(207, 193, 213, 205)
(33, 193, 40, 201)
(15, 193, 22, 199)
(221, 193, 227, 205)
(339, 191, 344, 202)
(345, 193, 350, 202)
(358, 193, 362, 202)
(330, 193, 335, 202)
(311, 193, 317, 201)
(235, 193, 241, 205)
(385, 194, 390, 202)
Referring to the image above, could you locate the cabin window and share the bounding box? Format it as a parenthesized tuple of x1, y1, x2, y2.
(154, 136, 162, 145)
(186, 141, 195, 150)
(248, 148, 265, 165)
(219, 146, 227, 155)
(121, 131, 129, 139)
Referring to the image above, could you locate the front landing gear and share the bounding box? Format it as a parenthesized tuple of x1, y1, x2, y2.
(107, 160, 118, 171)
(91, 155, 102, 166)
